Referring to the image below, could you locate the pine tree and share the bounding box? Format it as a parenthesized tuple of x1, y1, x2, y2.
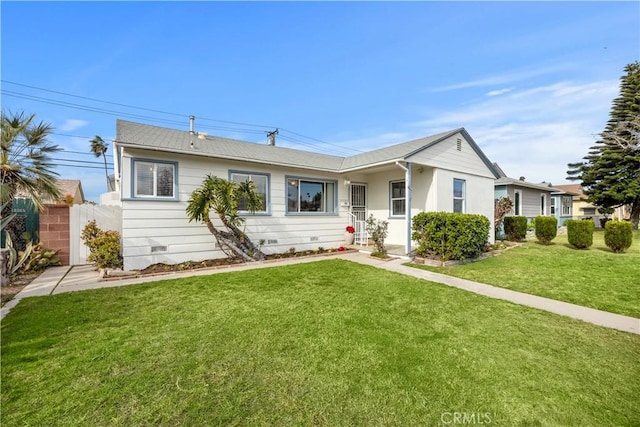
(567, 62, 640, 229)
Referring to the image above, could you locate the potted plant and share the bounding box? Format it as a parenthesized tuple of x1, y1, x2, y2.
(344, 225, 355, 244)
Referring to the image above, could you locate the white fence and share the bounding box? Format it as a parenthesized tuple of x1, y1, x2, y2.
(70, 204, 122, 265)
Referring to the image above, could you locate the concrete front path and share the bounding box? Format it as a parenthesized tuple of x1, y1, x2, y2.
(2, 252, 639, 336)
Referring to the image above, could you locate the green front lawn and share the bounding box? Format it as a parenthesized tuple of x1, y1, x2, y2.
(409, 230, 640, 318)
(2, 260, 639, 426)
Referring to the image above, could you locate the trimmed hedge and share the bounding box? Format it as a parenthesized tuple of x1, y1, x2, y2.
(534, 216, 557, 245)
(504, 216, 527, 241)
(412, 212, 490, 261)
(604, 220, 633, 253)
(566, 219, 594, 249)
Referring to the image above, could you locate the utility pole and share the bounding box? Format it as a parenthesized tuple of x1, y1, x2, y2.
(267, 128, 278, 146)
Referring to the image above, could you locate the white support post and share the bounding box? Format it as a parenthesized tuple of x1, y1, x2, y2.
(405, 162, 412, 255)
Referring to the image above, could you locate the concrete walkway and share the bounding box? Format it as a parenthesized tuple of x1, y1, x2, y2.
(2, 252, 639, 336)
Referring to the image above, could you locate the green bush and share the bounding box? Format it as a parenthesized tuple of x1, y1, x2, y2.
(412, 212, 490, 261)
(566, 219, 595, 249)
(534, 216, 557, 245)
(81, 220, 123, 269)
(365, 214, 389, 257)
(503, 216, 527, 241)
(604, 220, 633, 253)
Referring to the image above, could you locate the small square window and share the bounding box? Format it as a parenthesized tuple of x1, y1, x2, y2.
(133, 160, 176, 199)
(230, 172, 269, 213)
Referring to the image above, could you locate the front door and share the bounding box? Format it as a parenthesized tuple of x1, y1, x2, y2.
(349, 183, 367, 221)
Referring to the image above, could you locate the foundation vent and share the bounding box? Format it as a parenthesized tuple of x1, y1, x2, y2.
(267, 239, 278, 244)
(151, 245, 167, 253)
(310, 236, 319, 242)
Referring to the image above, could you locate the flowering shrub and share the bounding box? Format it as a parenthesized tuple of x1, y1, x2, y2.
(338, 246, 346, 251)
(345, 225, 355, 233)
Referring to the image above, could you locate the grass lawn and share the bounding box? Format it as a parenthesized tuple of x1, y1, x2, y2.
(408, 230, 640, 318)
(2, 259, 639, 426)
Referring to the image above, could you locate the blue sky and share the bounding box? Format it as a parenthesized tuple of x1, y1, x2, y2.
(2, 1, 639, 202)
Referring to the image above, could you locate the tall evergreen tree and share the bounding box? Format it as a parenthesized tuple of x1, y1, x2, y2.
(567, 62, 640, 229)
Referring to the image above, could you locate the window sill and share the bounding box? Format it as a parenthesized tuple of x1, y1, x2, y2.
(285, 212, 339, 216)
(122, 197, 180, 202)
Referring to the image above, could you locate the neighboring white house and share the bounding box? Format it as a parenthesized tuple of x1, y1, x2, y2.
(113, 120, 500, 270)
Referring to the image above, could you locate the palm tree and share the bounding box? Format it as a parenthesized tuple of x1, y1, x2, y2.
(1, 110, 62, 244)
(90, 135, 110, 191)
(186, 175, 265, 261)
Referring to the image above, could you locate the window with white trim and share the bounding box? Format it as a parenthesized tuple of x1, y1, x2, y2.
(286, 177, 336, 214)
(453, 179, 466, 213)
(390, 180, 406, 216)
(550, 197, 556, 215)
(230, 171, 269, 213)
(540, 194, 546, 215)
(561, 196, 571, 216)
(133, 160, 176, 199)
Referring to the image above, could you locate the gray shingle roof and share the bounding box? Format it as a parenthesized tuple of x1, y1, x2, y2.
(116, 120, 344, 171)
(116, 120, 498, 176)
(339, 129, 461, 170)
(495, 177, 559, 192)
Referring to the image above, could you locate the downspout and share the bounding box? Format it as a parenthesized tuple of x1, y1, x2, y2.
(395, 161, 412, 254)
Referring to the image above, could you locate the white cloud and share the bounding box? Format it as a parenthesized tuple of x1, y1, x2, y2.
(58, 119, 88, 132)
(431, 63, 576, 92)
(486, 88, 513, 97)
(410, 78, 619, 185)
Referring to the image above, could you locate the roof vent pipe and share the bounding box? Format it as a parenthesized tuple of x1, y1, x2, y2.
(189, 115, 195, 135)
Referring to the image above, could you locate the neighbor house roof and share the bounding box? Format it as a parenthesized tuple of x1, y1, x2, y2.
(494, 177, 559, 192)
(55, 179, 85, 202)
(553, 184, 585, 199)
(116, 120, 500, 177)
(14, 179, 85, 204)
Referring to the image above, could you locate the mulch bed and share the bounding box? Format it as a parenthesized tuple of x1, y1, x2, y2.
(101, 248, 357, 282)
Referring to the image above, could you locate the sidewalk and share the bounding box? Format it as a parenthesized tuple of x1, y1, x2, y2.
(2, 252, 639, 335)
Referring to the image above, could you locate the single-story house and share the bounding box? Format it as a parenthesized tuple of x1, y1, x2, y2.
(553, 183, 629, 226)
(493, 164, 558, 221)
(113, 120, 500, 270)
(15, 179, 85, 205)
(550, 189, 579, 227)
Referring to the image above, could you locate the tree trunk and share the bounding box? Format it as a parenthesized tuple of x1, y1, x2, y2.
(630, 200, 640, 230)
(204, 220, 265, 261)
(103, 154, 111, 191)
(1, 201, 18, 249)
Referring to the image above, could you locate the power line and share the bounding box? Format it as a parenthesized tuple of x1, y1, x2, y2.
(2, 79, 367, 154)
(3, 80, 187, 118)
(3, 90, 271, 136)
(279, 127, 365, 154)
(60, 149, 113, 157)
(2, 80, 275, 130)
(51, 157, 113, 166)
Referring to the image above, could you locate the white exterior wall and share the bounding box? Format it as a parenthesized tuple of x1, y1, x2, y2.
(408, 132, 496, 243)
(407, 133, 496, 180)
(120, 149, 349, 270)
(432, 168, 495, 243)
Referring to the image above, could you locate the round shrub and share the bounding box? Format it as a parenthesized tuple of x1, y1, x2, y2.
(534, 216, 557, 245)
(566, 219, 594, 249)
(411, 212, 490, 261)
(503, 216, 527, 241)
(604, 220, 633, 253)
